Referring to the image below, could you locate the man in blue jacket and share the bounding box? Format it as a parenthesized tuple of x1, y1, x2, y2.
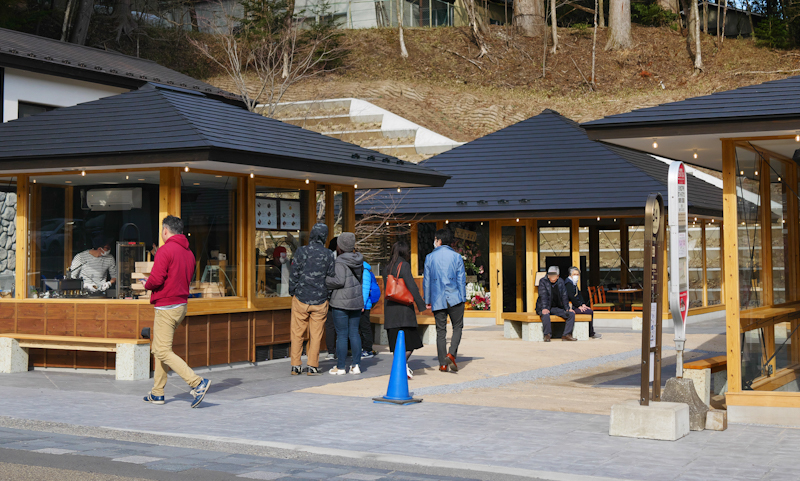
(423, 228, 466, 372)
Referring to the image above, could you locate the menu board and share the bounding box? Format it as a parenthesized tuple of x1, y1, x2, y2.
(280, 200, 301, 230)
(255, 198, 278, 230)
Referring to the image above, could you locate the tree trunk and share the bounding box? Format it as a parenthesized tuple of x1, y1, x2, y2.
(397, 0, 408, 58)
(68, 0, 93, 45)
(658, 0, 678, 14)
(702, 0, 708, 34)
(550, 0, 557, 53)
(692, 0, 703, 71)
(605, 0, 631, 50)
(598, 0, 605, 27)
(592, 0, 598, 87)
(464, 0, 489, 57)
(514, 0, 545, 37)
(721, 0, 728, 43)
(61, 0, 75, 41)
(745, 0, 754, 33)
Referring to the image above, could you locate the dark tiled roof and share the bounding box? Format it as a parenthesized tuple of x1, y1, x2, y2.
(358, 110, 722, 216)
(582, 75, 800, 129)
(0, 28, 233, 98)
(0, 84, 448, 187)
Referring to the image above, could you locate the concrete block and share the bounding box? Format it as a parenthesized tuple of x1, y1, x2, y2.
(573, 322, 589, 341)
(373, 323, 388, 346)
(0, 337, 28, 373)
(682, 368, 711, 406)
(609, 400, 690, 441)
(706, 409, 727, 431)
(115, 343, 150, 381)
(662, 377, 709, 431)
(523, 322, 543, 342)
(711, 370, 728, 395)
(418, 324, 436, 345)
(631, 316, 643, 331)
(504, 320, 522, 339)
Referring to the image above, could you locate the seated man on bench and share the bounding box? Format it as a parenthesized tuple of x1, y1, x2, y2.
(565, 266, 601, 339)
(535, 266, 576, 342)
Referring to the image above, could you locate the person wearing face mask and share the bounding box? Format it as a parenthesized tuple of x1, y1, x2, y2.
(69, 236, 117, 292)
(565, 266, 601, 339)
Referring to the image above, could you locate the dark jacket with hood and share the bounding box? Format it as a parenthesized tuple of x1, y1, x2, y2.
(384, 258, 426, 329)
(144, 234, 195, 308)
(289, 224, 335, 305)
(535, 276, 569, 313)
(326, 252, 364, 310)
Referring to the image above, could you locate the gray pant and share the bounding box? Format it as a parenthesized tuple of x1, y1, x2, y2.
(538, 307, 574, 337)
(434, 302, 465, 366)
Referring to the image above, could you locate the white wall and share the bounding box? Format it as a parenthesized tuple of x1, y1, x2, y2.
(3, 68, 126, 123)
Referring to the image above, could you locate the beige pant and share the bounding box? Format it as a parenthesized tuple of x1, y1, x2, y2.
(290, 297, 328, 368)
(151, 305, 202, 396)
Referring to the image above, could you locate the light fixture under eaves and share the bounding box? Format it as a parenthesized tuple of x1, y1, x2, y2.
(305, 179, 310, 184)
(250, 173, 254, 178)
(184, 166, 189, 172)
(652, 139, 658, 149)
(693, 150, 698, 159)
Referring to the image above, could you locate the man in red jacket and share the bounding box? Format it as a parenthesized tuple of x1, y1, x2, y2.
(143, 215, 210, 408)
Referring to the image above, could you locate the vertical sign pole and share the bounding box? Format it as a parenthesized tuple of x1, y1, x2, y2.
(669, 162, 690, 378)
(641, 193, 664, 405)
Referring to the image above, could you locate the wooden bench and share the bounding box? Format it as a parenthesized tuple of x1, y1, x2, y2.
(370, 314, 439, 346)
(503, 312, 593, 341)
(0, 334, 151, 381)
(683, 355, 728, 406)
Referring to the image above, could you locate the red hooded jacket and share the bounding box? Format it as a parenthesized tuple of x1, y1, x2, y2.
(144, 234, 196, 307)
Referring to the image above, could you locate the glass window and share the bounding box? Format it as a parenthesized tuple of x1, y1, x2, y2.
(332, 190, 350, 237)
(254, 185, 311, 298)
(182, 173, 238, 298)
(18, 102, 55, 118)
(599, 228, 621, 287)
(358, 223, 410, 278)
(770, 159, 788, 304)
(538, 221, 570, 273)
(28, 172, 160, 299)
(687, 222, 703, 308)
(416, 222, 437, 276)
(706, 222, 722, 306)
(450, 222, 490, 311)
(0, 177, 16, 298)
(628, 224, 645, 288)
(736, 147, 763, 309)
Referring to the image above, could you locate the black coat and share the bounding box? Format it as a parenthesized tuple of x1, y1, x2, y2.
(535, 276, 569, 313)
(565, 280, 587, 309)
(383, 259, 426, 329)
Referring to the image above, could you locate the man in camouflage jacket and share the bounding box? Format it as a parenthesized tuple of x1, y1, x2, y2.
(288, 223, 336, 375)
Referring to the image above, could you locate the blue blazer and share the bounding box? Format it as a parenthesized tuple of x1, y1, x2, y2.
(423, 245, 467, 311)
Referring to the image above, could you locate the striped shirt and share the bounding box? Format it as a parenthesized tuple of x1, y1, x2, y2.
(70, 250, 117, 287)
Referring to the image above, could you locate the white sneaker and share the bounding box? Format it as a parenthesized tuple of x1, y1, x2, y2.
(325, 353, 335, 361)
(350, 365, 361, 374)
(329, 367, 345, 375)
(406, 366, 414, 379)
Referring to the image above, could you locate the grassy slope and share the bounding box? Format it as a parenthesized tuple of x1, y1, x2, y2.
(206, 25, 800, 142)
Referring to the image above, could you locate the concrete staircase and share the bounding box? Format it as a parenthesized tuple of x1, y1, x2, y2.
(268, 98, 462, 163)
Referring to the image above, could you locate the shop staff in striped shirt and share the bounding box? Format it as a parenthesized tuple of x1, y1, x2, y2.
(69, 236, 117, 292)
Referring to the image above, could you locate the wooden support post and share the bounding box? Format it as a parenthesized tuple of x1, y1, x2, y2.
(722, 139, 743, 393)
(28, 183, 40, 290)
(571, 219, 580, 274)
(701, 221, 708, 307)
(515, 226, 524, 312)
(589, 226, 600, 288)
(760, 156, 773, 307)
(410, 222, 419, 276)
(527, 220, 536, 313)
(788, 162, 800, 302)
(324, 185, 334, 243)
(63, 186, 73, 274)
(344, 188, 356, 233)
(15, 175, 29, 299)
(620, 219, 629, 288)
(490, 221, 502, 324)
(243, 177, 255, 307)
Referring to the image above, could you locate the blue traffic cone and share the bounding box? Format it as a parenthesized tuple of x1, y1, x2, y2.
(372, 330, 422, 405)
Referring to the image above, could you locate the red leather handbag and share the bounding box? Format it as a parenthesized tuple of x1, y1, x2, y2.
(385, 262, 414, 305)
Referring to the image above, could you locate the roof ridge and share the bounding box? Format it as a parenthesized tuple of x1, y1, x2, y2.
(150, 87, 216, 149)
(601, 143, 669, 188)
(0, 27, 159, 64)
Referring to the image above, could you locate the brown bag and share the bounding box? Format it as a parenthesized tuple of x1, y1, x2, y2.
(385, 262, 414, 306)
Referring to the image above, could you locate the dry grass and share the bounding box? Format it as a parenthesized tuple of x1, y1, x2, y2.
(205, 25, 800, 142)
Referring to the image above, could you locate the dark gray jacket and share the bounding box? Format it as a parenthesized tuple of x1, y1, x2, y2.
(536, 276, 569, 313)
(289, 224, 335, 305)
(326, 252, 364, 310)
(384, 259, 426, 329)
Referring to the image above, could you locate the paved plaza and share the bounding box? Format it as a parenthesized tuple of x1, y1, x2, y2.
(0, 320, 795, 480)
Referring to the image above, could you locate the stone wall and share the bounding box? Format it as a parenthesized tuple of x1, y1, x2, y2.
(0, 192, 17, 293)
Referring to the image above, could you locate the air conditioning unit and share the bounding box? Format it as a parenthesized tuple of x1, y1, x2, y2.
(86, 188, 142, 211)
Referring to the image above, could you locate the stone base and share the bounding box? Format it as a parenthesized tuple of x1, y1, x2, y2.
(706, 409, 727, 431)
(683, 368, 711, 406)
(662, 377, 709, 431)
(504, 320, 522, 339)
(0, 337, 28, 373)
(373, 323, 388, 346)
(573, 322, 589, 341)
(503, 320, 588, 342)
(115, 343, 150, 381)
(609, 400, 690, 441)
(632, 316, 643, 331)
(418, 324, 436, 345)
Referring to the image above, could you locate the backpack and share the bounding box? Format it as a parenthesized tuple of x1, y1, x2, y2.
(368, 269, 381, 305)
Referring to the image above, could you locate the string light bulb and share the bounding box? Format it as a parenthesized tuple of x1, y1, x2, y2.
(354, 183, 358, 189)
(250, 173, 254, 178)
(597, 217, 601, 221)
(795, 131, 799, 142)
(740, 170, 744, 175)
(126, 175, 129, 180)
(184, 166, 189, 172)
(445, 220, 449, 224)
(81, 170, 85, 176)
(32, 179, 36, 184)
(652, 139, 658, 149)
(755, 170, 759, 176)
(778, 176, 782, 182)
(516, 218, 520, 222)
(693, 150, 698, 159)
(397, 187, 401, 193)
(305, 179, 309, 184)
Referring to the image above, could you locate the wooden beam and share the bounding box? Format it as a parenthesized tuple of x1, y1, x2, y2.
(409, 223, 419, 276)
(788, 163, 800, 302)
(760, 155, 773, 306)
(589, 226, 599, 288)
(14, 175, 28, 299)
(723, 139, 743, 393)
(243, 177, 255, 309)
(750, 363, 800, 391)
(324, 185, 334, 243)
(515, 225, 524, 312)
(571, 219, 580, 274)
(63, 186, 73, 274)
(28, 183, 40, 291)
(490, 221, 502, 324)
(620, 219, 629, 288)
(527, 220, 536, 313)
(701, 221, 708, 307)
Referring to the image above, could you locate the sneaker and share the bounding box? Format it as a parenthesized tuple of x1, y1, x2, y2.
(329, 367, 346, 375)
(291, 365, 302, 376)
(592, 333, 603, 339)
(350, 365, 361, 374)
(191, 379, 211, 408)
(325, 353, 336, 361)
(143, 392, 164, 405)
(407, 366, 414, 380)
(361, 350, 374, 359)
(307, 366, 321, 376)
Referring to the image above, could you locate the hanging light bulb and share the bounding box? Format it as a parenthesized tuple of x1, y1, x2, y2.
(597, 217, 600, 221)
(397, 187, 401, 193)
(795, 131, 799, 142)
(755, 170, 759, 176)
(445, 220, 449, 224)
(184, 166, 189, 172)
(250, 173, 254, 178)
(81, 170, 86, 176)
(740, 170, 744, 175)
(652, 139, 658, 149)
(516, 218, 520, 222)
(126, 175, 129, 180)
(305, 179, 310, 184)
(778, 176, 782, 182)
(354, 183, 358, 189)
(693, 150, 698, 159)
(32, 179, 36, 184)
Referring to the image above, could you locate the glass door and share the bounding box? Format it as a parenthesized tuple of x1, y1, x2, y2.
(501, 225, 527, 313)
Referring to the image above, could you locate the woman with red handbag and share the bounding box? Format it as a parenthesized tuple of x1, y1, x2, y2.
(384, 241, 426, 380)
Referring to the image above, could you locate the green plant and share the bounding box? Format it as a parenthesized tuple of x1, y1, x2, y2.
(632, 2, 679, 27)
(754, 16, 790, 49)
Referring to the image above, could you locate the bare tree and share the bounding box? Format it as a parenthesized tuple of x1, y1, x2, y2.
(550, 0, 558, 53)
(514, 0, 545, 37)
(68, 0, 94, 44)
(702, 0, 708, 34)
(598, 0, 605, 27)
(464, 0, 490, 57)
(692, 0, 703, 72)
(605, 0, 631, 50)
(720, 0, 729, 44)
(591, 0, 598, 88)
(190, 2, 343, 115)
(397, 0, 409, 58)
(658, 0, 678, 14)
